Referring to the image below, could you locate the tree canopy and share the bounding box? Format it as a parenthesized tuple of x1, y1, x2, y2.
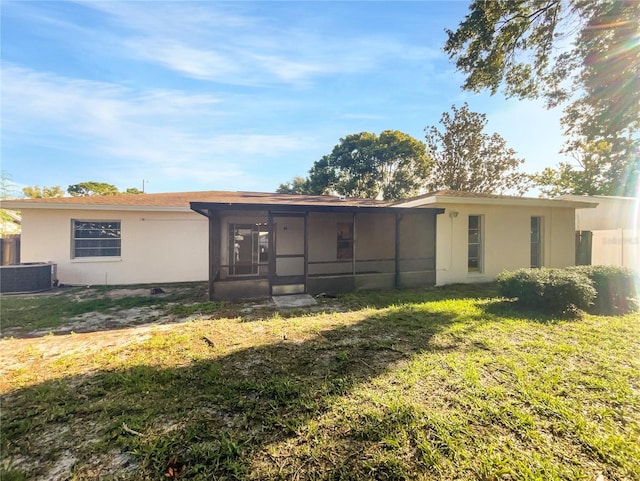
(305, 130, 432, 200)
(1, 171, 20, 200)
(445, 0, 639, 196)
(425, 103, 529, 195)
(276, 176, 312, 195)
(20, 182, 145, 197)
(67, 182, 120, 197)
(22, 185, 65, 198)
(532, 140, 632, 197)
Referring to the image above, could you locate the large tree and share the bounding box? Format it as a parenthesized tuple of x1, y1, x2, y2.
(445, 0, 639, 196)
(305, 130, 432, 200)
(67, 182, 120, 197)
(1, 171, 19, 200)
(425, 103, 529, 195)
(276, 176, 312, 195)
(532, 140, 634, 197)
(22, 185, 65, 198)
(1, 172, 21, 235)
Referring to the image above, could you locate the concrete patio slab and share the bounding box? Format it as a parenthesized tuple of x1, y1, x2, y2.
(272, 294, 318, 308)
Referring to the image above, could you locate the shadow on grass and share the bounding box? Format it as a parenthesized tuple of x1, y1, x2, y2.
(482, 299, 583, 324)
(1, 283, 497, 340)
(337, 283, 500, 310)
(2, 303, 464, 480)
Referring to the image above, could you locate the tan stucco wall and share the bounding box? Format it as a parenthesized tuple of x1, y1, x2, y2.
(435, 204, 576, 285)
(20, 209, 208, 285)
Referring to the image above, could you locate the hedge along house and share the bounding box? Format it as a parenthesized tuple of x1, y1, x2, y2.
(189, 192, 443, 300)
(395, 191, 599, 286)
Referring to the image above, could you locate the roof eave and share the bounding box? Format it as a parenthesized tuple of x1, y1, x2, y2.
(190, 201, 444, 216)
(397, 195, 598, 209)
(0, 202, 194, 212)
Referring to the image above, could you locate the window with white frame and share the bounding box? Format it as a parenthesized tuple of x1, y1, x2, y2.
(468, 215, 482, 272)
(72, 220, 121, 258)
(531, 216, 543, 268)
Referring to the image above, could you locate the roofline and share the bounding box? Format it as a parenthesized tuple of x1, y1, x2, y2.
(559, 194, 639, 202)
(190, 201, 445, 216)
(396, 194, 598, 209)
(0, 201, 194, 213)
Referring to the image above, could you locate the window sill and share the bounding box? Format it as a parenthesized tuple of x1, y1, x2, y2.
(71, 257, 123, 263)
(467, 272, 486, 278)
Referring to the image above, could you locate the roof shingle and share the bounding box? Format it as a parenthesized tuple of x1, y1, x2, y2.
(0, 191, 392, 210)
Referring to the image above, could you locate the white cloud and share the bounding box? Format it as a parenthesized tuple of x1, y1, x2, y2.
(1, 64, 310, 187)
(67, 1, 441, 88)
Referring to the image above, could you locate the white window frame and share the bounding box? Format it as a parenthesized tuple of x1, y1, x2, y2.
(531, 216, 543, 268)
(468, 215, 483, 273)
(71, 220, 121, 259)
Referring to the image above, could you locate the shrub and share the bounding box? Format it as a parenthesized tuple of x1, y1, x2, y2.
(497, 268, 596, 315)
(568, 265, 639, 315)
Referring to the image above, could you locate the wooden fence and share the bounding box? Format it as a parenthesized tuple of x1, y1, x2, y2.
(1, 235, 21, 265)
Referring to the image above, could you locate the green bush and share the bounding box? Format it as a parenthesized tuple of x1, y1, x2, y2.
(497, 268, 596, 315)
(568, 265, 638, 315)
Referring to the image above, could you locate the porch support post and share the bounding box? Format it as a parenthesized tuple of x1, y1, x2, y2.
(268, 210, 275, 296)
(304, 212, 309, 293)
(352, 211, 356, 276)
(208, 209, 220, 301)
(395, 212, 400, 288)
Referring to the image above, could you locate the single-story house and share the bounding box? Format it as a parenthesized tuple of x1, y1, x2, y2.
(395, 191, 598, 285)
(0, 190, 597, 299)
(561, 195, 639, 269)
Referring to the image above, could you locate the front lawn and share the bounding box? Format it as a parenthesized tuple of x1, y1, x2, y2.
(1, 284, 638, 480)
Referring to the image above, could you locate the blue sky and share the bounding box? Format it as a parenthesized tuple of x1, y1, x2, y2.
(1, 1, 566, 195)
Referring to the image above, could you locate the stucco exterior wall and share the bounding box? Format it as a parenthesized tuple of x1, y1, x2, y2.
(19, 209, 208, 285)
(435, 204, 576, 285)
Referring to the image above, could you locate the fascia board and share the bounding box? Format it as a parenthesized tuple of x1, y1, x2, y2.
(0, 202, 193, 213)
(398, 195, 598, 209)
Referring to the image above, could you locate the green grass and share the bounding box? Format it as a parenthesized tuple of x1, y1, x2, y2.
(1, 284, 639, 480)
